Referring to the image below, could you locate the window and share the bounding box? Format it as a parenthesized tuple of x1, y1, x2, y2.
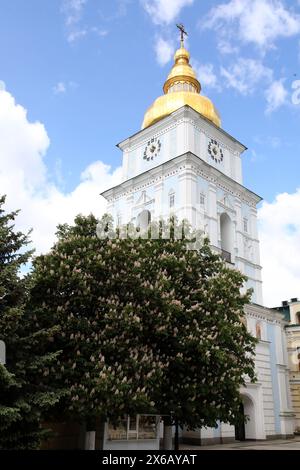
(169, 192, 175, 208)
(108, 418, 127, 440)
(128, 416, 138, 440)
(256, 322, 262, 340)
(220, 213, 232, 263)
(200, 192, 205, 206)
(137, 210, 151, 231)
(108, 416, 157, 441)
(138, 416, 157, 439)
(117, 214, 122, 227)
(243, 218, 248, 233)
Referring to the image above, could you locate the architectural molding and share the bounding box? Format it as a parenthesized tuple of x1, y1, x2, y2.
(102, 152, 261, 209)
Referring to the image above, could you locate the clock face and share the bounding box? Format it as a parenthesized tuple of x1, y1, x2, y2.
(208, 139, 224, 164)
(143, 137, 161, 161)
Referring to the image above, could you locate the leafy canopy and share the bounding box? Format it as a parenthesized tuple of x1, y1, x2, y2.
(29, 213, 256, 431)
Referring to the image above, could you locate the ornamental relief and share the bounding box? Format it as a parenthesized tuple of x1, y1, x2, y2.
(193, 123, 237, 154)
(109, 159, 257, 208)
(244, 238, 254, 261)
(126, 122, 177, 153)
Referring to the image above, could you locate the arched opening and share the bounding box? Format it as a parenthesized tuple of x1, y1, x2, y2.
(235, 402, 246, 441)
(137, 210, 151, 232)
(235, 395, 256, 441)
(220, 213, 232, 263)
(296, 312, 300, 324)
(243, 395, 256, 440)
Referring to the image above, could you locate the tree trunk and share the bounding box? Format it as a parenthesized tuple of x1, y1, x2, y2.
(98, 420, 105, 450)
(84, 419, 97, 450)
(174, 419, 179, 451)
(163, 417, 173, 450)
(78, 422, 86, 449)
(84, 430, 96, 450)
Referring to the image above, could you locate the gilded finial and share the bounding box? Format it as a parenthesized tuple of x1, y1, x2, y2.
(176, 23, 187, 48)
(142, 23, 221, 129)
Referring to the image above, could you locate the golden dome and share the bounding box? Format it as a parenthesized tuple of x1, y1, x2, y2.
(142, 44, 221, 129)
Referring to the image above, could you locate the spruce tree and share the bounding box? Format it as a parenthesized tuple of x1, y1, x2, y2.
(0, 196, 60, 449)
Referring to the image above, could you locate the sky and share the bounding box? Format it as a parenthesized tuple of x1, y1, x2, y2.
(1, 0, 300, 307)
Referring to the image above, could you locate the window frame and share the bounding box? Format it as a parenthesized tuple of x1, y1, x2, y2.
(200, 192, 205, 206)
(169, 192, 175, 209)
(107, 415, 158, 441)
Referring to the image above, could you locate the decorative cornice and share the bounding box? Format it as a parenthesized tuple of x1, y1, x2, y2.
(101, 151, 262, 209)
(117, 105, 247, 154)
(235, 255, 262, 270)
(245, 303, 286, 325)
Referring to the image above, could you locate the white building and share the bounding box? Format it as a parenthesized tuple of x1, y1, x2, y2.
(101, 36, 295, 446)
(273, 298, 300, 434)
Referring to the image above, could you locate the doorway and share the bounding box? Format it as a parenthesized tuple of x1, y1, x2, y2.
(235, 395, 257, 441)
(235, 402, 246, 441)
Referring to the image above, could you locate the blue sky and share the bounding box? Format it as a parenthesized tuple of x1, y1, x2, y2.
(1, 0, 300, 306)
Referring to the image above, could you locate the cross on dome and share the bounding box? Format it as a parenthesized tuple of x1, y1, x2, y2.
(176, 23, 188, 48)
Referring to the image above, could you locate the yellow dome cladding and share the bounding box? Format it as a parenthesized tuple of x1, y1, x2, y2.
(142, 91, 221, 129)
(163, 47, 200, 94)
(142, 44, 221, 129)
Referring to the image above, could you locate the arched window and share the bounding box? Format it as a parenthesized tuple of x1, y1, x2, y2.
(220, 213, 232, 263)
(256, 322, 262, 340)
(169, 190, 175, 209)
(137, 210, 151, 232)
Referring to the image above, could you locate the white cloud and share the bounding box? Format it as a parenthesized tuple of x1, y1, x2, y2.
(53, 82, 67, 94)
(204, 0, 300, 52)
(62, 0, 87, 26)
(91, 27, 109, 37)
(254, 135, 282, 148)
(61, 1, 111, 43)
(193, 62, 219, 90)
(67, 28, 87, 42)
(0, 86, 122, 255)
(61, 0, 88, 43)
(155, 37, 174, 66)
(220, 58, 273, 95)
(53, 81, 79, 94)
(141, 0, 194, 25)
(258, 189, 300, 307)
(217, 40, 239, 55)
(141, 1, 194, 65)
(265, 79, 288, 113)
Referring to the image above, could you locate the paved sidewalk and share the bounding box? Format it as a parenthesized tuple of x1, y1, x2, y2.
(180, 436, 300, 450)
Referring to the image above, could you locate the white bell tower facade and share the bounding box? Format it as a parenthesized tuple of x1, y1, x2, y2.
(102, 41, 263, 306)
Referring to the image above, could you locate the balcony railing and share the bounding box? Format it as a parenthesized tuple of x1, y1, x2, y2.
(221, 249, 232, 264)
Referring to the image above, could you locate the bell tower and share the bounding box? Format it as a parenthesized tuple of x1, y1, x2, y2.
(101, 28, 263, 305)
